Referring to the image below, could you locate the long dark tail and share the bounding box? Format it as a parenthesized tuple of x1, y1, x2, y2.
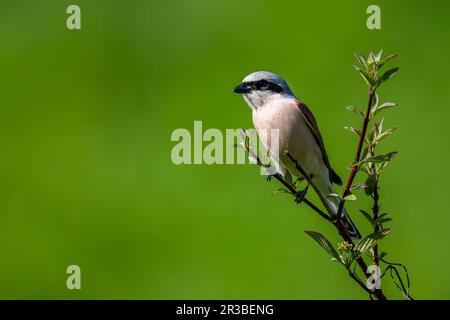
(323, 186, 361, 239)
(339, 208, 361, 239)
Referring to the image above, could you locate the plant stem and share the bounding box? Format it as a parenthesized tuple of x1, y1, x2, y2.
(337, 88, 376, 219)
(253, 152, 331, 222)
(242, 84, 388, 299)
(332, 217, 386, 300)
(284, 152, 387, 300)
(348, 269, 374, 296)
(331, 86, 388, 300)
(273, 172, 332, 222)
(369, 148, 380, 267)
(261, 158, 383, 298)
(372, 181, 380, 262)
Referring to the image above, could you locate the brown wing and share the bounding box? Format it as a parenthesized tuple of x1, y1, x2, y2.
(296, 100, 342, 186)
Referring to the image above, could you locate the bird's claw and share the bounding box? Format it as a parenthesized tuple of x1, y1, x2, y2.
(295, 184, 309, 204)
(266, 175, 274, 182)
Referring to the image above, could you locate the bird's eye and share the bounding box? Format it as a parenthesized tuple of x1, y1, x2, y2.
(257, 80, 270, 90)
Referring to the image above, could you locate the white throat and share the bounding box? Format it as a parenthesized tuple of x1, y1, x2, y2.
(243, 91, 294, 111)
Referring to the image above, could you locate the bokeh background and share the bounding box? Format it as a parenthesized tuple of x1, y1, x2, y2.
(0, 0, 449, 299)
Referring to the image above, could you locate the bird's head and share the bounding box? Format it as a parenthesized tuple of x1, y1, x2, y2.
(233, 71, 294, 110)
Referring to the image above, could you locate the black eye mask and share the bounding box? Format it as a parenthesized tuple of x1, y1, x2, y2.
(253, 80, 283, 93)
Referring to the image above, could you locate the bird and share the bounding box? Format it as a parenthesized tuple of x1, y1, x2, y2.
(233, 71, 360, 238)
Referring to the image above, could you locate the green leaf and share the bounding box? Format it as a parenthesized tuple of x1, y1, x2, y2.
(293, 177, 306, 188)
(354, 65, 374, 87)
(365, 174, 377, 195)
(359, 209, 373, 224)
(371, 102, 398, 119)
(343, 193, 357, 201)
(379, 251, 388, 260)
(304, 231, 340, 261)
(367, 51, 376, 67)
(370, 152, 397, 162)
(378, 153, 398, 172)
(354, 229, 391, 255)
(361, 147, 369, 161)
(341, 251, 354, 267)
(373, 213, 393, 225)
(272, 188, 290, 196)
(380, 217, 393, 224)
(372, 92, 379, 109)
(373, 213, 387, 221)
(378, 54, 398, 70)
(377, 67, 399, 87)
(354, 53, 367, 69)
(367, 51, 378, 74)
(357, 152, 398, 166)
(350, 183, 367, 191)
(346, 105, 364, 118)
(371, 117, 384, 141)
(344, 126, 361, 137)
(373, 125, 399, 145)
(367, 118, 384, 145)
(375, 50, 383, 63)
(284, 170, 293, 186)
(331, 257, 339, 262)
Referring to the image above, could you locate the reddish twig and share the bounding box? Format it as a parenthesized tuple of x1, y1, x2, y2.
(337, 88, 375, 218)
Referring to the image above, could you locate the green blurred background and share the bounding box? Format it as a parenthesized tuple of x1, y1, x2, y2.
(0, 0, 449, 299)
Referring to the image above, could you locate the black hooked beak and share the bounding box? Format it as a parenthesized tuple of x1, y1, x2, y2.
(233, 83, 250, 94)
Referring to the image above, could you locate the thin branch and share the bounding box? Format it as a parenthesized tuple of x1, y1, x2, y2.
(272, 172, 332, 222)
(364, 138, 382, 276)
(337, 87, 387, 300)
(381, 258, 413, 300)
(252, 150, 331, 222)
(348, 269, 375, 296)
(243, 132, 388, 299)
(238, 52, 407, 301)
(285, 151, 387, 300)
(337, 88, 376, 219)
(371, 162, 381, 266)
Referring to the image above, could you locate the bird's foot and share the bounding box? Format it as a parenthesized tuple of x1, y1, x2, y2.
(266, 174, 274, 182)
(295, 184, 309, 204)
